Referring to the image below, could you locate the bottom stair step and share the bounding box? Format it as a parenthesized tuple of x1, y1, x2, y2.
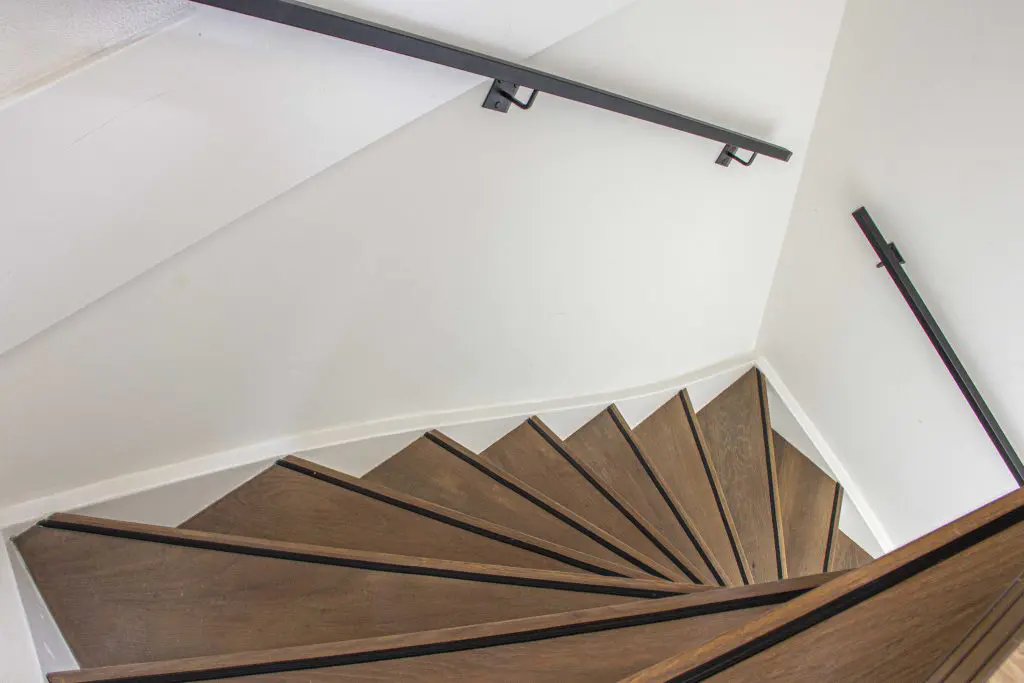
(16, 514, 690, 669)
(48, 574, 837, 683)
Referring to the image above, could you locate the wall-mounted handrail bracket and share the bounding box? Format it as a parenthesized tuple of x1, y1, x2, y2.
(715, 145, 759, 168)
(483, 80, 539, 113)
(875, 241, 905, 268)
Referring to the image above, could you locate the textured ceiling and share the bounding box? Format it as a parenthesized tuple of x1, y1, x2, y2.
(0, 0, 190, 100)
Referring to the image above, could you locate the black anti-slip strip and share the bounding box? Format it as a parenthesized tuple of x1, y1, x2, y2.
(275, 459, 621, 579)
(670, 502, 1024, 682)
(528, 419, 690, 583)
(423, 431, 670, 582)
(756, 373, 785, 581)
(681, 393, 751, 585)
(823, 483, 842, 574)
(608, 408, 726, 587)
(38, 518, 675, 599)
(71, 586, 815, 683)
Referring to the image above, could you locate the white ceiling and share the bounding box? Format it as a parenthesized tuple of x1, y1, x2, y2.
(0, 0, 846, 509)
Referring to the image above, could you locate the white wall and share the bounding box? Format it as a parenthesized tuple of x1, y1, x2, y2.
(759, 0, 1022, 547)
(0, 537, 44, 683)
(0, 0, 845, 513)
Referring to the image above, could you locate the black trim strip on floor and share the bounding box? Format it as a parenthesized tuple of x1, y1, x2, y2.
(681, 392, 751, 585)
(37, 518, 676, 599)
(823, 482, 843, 574)
(670, 500, 1024, 682)
(756, 372, 785, 581)
(423, 431, 673, 582)
(65, 585, 816, 683)
(527, 419, 698, 583)
(608, 407, 726, 587)
(276, 459, 623, 578)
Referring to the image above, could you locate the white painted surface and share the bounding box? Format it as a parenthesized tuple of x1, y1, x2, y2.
(8, 543, 74, 677)
(758, 0, 1021, 547)
(0, 0, 636, 358)
(0, 0, 844, 514)
(0, 537, 44, 683)
(0, 0, 188, 100)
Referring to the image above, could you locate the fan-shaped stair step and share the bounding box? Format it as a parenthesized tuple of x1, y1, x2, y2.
(566, 406, 723, 585)
(696, 368, 786, 584)
(16, 514, 688, 669)
(480, 417, 685, 582)
(180, 455, 644, 578)
(48, 574, 836, 683)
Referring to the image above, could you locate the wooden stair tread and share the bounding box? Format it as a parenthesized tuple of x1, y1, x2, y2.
(566, 407, 719, 585)
(16, 515, 684, 669)
(49, 574, 836, 683)
(773, 431, 842, 578)
(635, 391, 750, 586)
(622, 486, 1024, 682)
(362, 432, 652, 579)
(180, 458, 640, 578)
(696, 368, 786, 583)
(829, 530, 873, 572)
(480, 419, 683, 581)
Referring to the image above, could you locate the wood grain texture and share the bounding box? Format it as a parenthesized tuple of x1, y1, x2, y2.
(16, 520, 666, 668)
(992, 647, 1024, 683)
(481, 419, 682, 581)
(697, 369, 786, 583)
(566, 407, 714, 584)
(181, 459, 640, 578)
(49, 574, 839, 683)
(829, 531, 873, 572)
(635, 392, 749, 587)
(927, 572, 1024, 682)
(362, 433, 638, 572)
(621, 485, 1024, 683)
(773, 431, 839, 578)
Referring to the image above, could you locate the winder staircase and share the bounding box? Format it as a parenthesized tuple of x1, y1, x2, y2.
(15, 369, 1024, 681)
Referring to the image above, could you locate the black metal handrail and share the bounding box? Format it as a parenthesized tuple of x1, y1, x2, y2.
(189, 0, 791, 167)
(853, 207, 1024, 486)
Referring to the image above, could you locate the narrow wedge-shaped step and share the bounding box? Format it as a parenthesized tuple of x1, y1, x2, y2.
(480, 418, 685, 582)
(773, 431, 843, 578)
(49, 574, 839, 683)
(622, 485, 1024, 683)
(180, 456, 645, 579)
(364, 432, 678, 581)
(635, 390, 751, 587)
(696, 368, 786, 583)
(16, 514, 691, 669)
(828, 529, 874, 572)
(567, 406, 724, 585)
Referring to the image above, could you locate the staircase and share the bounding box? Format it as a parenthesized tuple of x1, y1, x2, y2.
(13, 368, 1024, 682)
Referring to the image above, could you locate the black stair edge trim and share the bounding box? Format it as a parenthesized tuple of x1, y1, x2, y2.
(423, 431, 670, 582)
(756, 371, 786, 581)
(275, 459, 622, 579)
(823, 482, 843, 574)
(59, 585, 816, 683)
(36, 517, 677, 600)
(527, 418, 694, 583)
(681, 392, 751, 585)
(608, 406, 725, 587)
(669, 502, 1024, 682)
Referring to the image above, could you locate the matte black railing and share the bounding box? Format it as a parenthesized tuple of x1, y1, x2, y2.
(853, 207, 1024, 486)
(189, 0, 791, 167)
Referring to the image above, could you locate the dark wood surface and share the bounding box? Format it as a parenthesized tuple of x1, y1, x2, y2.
(481, 419, 682, 581)
(17, 518, 677, 669)
(183, 458, 642, 578)
(829, 530, 873, 572)
(697, 369, 786, 583)
(635, 392, 749, 586)
(773, 431, 839, 578)
(48, 573, 839, 683)
(621, 485, 1024, 683)
(566, 408, 713, 584)
(362, 434, 638, 571)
